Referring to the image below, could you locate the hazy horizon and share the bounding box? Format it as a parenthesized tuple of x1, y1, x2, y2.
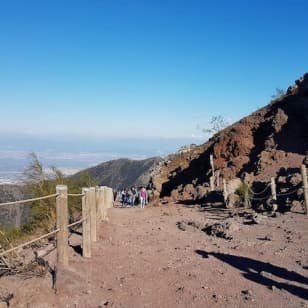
(0, 134, 202, 183)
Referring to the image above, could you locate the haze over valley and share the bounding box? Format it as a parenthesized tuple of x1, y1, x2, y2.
(0, 134, 198, 183)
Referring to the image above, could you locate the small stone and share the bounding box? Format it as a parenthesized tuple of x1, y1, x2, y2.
(241, 289, 252, 296)
(270, 285, 278, 291)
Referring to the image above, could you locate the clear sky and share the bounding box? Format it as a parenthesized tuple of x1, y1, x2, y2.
(0, 0, 307, 140)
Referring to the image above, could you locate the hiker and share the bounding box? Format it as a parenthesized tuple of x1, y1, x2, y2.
(131, 186, 138, 206)
(121, 189, 126, 207)
(139, 187, 147, 209)
(126, 189, 133, 207)
(146, 183, 153, 204)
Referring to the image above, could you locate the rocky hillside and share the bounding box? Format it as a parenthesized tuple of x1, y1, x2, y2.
(73, 157, 162, 190)
(152, 74, 308, 200)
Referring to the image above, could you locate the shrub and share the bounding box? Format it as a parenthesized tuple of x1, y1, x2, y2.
(235, 182, 253, 208)
(1, 153, 97, 248)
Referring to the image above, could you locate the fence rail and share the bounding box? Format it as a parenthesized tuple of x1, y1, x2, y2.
(0, 193, 59, 208)
(0, 229, 60, 257)
(68, 216, 88, 228)
(0, 185, 114, 268)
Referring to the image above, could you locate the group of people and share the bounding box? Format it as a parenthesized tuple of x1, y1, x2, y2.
(118, 186, 149, 208)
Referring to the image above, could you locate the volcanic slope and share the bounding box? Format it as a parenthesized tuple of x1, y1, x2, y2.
(153, 74, 308, 198)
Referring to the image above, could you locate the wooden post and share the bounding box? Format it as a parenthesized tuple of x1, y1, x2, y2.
(301, 164, 308, 214)
(89, 187, 97, 242)
(101, 186, 107, 221)
(106, 188, 110, 209)
(223, 179, 228, 203)
(210, 154, 214, 175)
(82, 188, 91, 258)
(97, 187, 105, 222)
(271, 177, 277, 201)
(56, 185, 69, 267)
(109, 188, 114, 208)
(95, 186, 99, 221)
(270, 177, 278, 212)
(95, 187, 100, 222)
(210, 176, 215, 192)
(210, 154, 215, 191)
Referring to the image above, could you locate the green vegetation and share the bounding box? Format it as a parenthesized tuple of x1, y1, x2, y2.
(271, 88, 286, 100)
(0, 153, 97, 250)
(235, 182, 253, 208)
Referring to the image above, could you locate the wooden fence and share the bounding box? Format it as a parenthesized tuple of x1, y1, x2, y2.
(0, 185, 114, 268)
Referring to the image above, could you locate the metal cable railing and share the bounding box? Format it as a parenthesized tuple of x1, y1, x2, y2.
(248, 184, 270, 195)
(276, 189, 299, 197)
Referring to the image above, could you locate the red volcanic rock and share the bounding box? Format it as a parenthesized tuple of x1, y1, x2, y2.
(153, 74, 308, 199)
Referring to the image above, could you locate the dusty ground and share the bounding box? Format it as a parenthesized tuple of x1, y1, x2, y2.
(1, 203, 308, 308)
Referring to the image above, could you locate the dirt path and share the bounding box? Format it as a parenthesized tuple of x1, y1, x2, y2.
(2, 203, 308, 307)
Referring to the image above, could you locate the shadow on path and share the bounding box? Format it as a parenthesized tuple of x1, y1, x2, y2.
(70, 244, 83, 256)
(195, 250, 308, 300)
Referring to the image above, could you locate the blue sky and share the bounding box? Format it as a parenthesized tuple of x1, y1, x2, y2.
(0, 0, 307, 140)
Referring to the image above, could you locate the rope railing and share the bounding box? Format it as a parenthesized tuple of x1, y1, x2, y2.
(67, 193, 86, 197)
(0, 185, 114, 270)
(0, 193, 59, 208)
(0, 229, 60, 257)
(67, 216, 88, 228)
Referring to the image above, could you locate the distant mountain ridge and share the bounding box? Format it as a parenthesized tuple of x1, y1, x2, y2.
(72, 157, 163, 190)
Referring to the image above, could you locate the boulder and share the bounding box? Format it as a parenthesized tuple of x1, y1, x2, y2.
(183, 184, 195, 195)
(170, 190, 180, 201)
(277, 176, 287, 184)
(289, 173, 302, 186)
(226, 193, 240, 208)
(272, 108, 288, 133)
(194, 185, 209, 200)
(304, 151, 308, 166)
(227, 178, 242, 194)
(202, 219, 240, 240)
(291, 200, 304, 213)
